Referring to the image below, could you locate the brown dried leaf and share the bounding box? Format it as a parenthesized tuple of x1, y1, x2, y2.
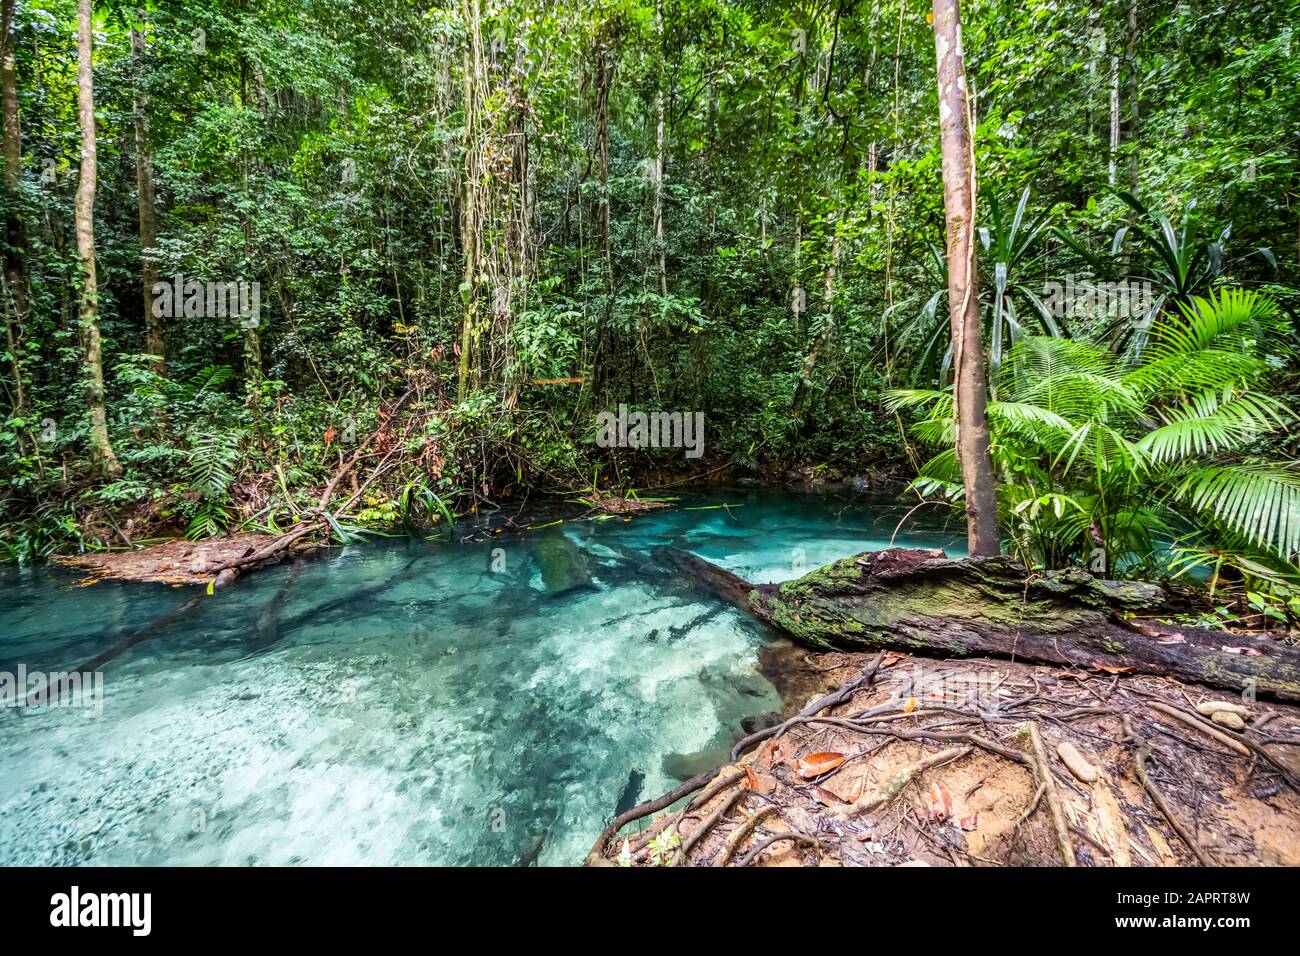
(798, 751, 848, 779)
(926, 781, 953, 822)
(813, 786, 846, 807)
(847, 775, 864, 804)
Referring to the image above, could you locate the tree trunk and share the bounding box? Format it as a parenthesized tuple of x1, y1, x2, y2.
(1107, 47, 1119, 187)
(930, 0, 999, 557)
(653, 0, 667, 298)
(1, 0, 28, 423)
(790, 222, 841, 420)
(456, 0, 484, 402)
(1125, 0, 1140, 192)
(131, 26, 165, 375)
(658, 546, 1300, 703)
(75, 0, 120, 477)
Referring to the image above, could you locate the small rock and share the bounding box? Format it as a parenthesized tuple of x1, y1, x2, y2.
(741, 712, 782, 735)
(1196, 700, 1248, 718)
(1056, 741, 1099, 783)
(1210, 710, 1245, 730)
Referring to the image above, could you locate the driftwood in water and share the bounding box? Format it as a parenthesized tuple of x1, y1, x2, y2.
(656, 546, 1300, 703)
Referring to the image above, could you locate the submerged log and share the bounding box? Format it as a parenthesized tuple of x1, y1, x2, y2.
(656, 546, 1300, 703)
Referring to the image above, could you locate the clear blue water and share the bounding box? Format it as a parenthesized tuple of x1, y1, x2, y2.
(0, 489, 962, 866)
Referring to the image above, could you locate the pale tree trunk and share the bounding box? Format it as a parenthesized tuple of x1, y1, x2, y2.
(456, 0, 484, 401)
(75, 0, 119, 476)
(790, 223, 840, 420)
(653, 0, 666, 297)
(131, 26, 165, 375)
(241, 60, 265, 393)
(1125, 0, 1140, 191)
(595, 35, 614, 305)
(1107, 47, 1119, 187)
(2, 0, 28, 424)
(930, 0, 998, 557)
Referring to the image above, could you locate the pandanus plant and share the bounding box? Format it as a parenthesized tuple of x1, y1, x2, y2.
(891, 187, 1061, 388)
(887, 288, 1299, 595)
(1056, 191, 1276, 361)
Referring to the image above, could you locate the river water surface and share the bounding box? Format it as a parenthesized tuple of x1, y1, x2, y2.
(0, 489, 961, 866)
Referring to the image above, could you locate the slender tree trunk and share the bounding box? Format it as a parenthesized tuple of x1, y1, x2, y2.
(131, 26, 165, 375)
(653, 0, 667, 297)
(930, 0, 998, 557)
(791, 222, 841, 420)
(1, 0, 28, 422)
(241, 61, 264, 395)
(1125, 0, 1140, 191)
(75, 0, 119, 476)
(595, 37, 614, 304)
(457, 0, 484, 401)
(1107, 47, 1119, 187)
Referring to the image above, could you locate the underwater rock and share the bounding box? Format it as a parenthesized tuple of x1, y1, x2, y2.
(741, 711, 782, 735)
(532, 529, 593, 595)
(661, 746, 733, 782)
(614, 769, 645, 817)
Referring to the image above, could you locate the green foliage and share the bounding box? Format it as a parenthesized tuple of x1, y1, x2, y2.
(891, 288, 1299, 604)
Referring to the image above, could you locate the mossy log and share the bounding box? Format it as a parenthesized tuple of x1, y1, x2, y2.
(656, 546, 1300, 703)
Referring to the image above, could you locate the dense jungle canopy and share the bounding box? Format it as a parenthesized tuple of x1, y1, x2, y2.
(1, 0, 1298, 614)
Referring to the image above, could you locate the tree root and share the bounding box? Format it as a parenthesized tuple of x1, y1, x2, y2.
(1022, 721, 1076, 867)
(583, 767, 740, 867)
(730, 652, 884, 762)
(834, 745, 970, 818)
(1122, 715, 1219, 866)
(735, 832, 826, 867)
(1148, 701, 1250, 755)
(674, 786, 746, 866)
(711, 805, 779, 867)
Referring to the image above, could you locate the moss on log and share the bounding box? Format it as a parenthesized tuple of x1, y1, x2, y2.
(657, 546, 1300, 703)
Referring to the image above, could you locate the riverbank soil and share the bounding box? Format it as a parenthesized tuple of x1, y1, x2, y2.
(592, 647, 1300, 867)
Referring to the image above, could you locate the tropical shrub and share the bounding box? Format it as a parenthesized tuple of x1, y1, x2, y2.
(888, 288, 1299, 605)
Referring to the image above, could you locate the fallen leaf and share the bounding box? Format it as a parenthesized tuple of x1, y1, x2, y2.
(1221, 646, 1262, 656)
(903, 696, 919, 713)
(799, 751, 848, 779)
(925, 781, 953, 822)
(881, 652, 905, 668)
(959, 813, 979, 831)
(1092, 664, 1134, 674)
(743, 765, 776, 795)
(847, 775, 864, 803)
(813, 786, 846, 806)
(1156, 634, 1186, 645)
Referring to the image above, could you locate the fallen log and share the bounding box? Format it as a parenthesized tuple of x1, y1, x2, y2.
(655, 546, 1300, 703)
